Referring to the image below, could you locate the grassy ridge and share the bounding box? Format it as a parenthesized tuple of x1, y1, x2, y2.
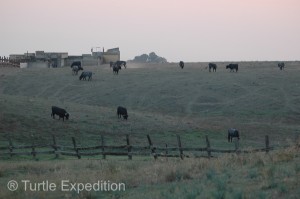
(0, 62, 299, 148)
(0, 62, 300, 198)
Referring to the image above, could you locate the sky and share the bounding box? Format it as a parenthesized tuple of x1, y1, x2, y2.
(0, 0, 299, 62)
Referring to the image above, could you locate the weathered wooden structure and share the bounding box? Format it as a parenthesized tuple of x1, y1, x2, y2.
(0, 135, 282, 160)
(7, 47, 120, 68)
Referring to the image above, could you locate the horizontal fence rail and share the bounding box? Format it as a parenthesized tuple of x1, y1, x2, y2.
(0, 134, 290, 160)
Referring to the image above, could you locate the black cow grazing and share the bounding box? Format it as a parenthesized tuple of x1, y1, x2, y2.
(117, 106, 128, 120)
(79, 71, 93, 81)
(71, 61, 83, 69)
(226, 64, 239, 72)
(115, 61, 127, 68)
(72, 65, 83, 75)
(228, 128, 240, 142)
(110, 61, 126, 69)
(278, 62, 285, 70)
(208, 63, 217, 72)
(179, 61, 184, 69)
(113, 65, 122, 74)
(51, 106, 69, 121)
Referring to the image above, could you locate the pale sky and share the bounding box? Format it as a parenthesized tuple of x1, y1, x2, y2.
(1, 0, 299, 62)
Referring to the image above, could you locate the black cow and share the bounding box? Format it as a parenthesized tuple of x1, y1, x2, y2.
(117, 106, 128, 120)
(228, 128, 240, 142)
(51, 106, 69, 121)
(226, 64, 238, 72)
(278, 62, 285, 70)
(79, 71, 93, 81)
(113, 65, 121, 74)
(115, 61, 127, 68)
(208, 63, 217, 72)
(72, 65, 83, 75)
(71, 61, 83, 69)
(179, 61, 184, 69)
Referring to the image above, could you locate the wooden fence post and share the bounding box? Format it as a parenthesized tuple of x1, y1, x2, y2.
(147, 135, 157, 160)
(31, 137, 37, 160)
(126, 135, 132, 160)
(177, 135, 184, 159)
(206, 135, 211, 158)
(8, 137, 13, 158)
(52, 135, 59, 159)
(72, 137, 81, 159)
(235, 139, 240, 154)
(265, 135, 269, 153)
(101, 135, 106, 159)
(165, 144, 168, 160)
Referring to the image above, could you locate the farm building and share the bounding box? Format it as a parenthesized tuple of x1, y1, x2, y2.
(8, 47, 120, 68)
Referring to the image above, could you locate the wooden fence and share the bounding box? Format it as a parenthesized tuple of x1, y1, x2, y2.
(0, 135, 274, 160)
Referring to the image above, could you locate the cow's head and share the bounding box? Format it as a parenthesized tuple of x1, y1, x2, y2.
(65, 113, 69, 120)
(123, 115, 128, 120)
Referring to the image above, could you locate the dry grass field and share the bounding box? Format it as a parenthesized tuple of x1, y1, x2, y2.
(0, 144, 299, 199)
(0, 61, 300, 198)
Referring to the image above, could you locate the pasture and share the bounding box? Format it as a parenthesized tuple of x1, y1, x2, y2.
(0, 61, 300, 198)
(0, 62, 299, 147)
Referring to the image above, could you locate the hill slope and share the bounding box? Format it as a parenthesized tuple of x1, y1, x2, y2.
(0, 62, 299, 148)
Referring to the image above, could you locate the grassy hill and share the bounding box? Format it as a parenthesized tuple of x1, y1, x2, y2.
(0, 62, 299, 147)
(0, 62, 299, 198)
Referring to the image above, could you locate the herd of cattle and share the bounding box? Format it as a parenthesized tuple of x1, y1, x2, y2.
(55, 60, 129, 119)
(51, 61, 130, 124)
(52, 60, 287, 142)
(179, 61, 285, 72)
(70, 60, 285, 79)
(71, 60, 127, 79)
